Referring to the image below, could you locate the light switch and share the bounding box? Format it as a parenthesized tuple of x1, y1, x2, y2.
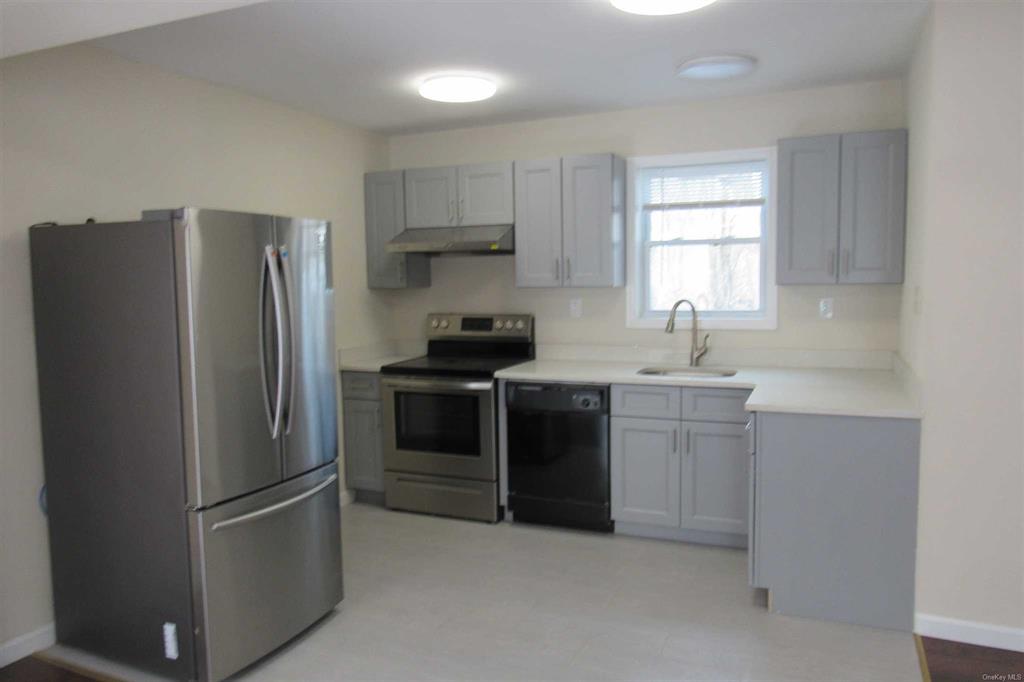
(569, 298, 583, 319)
(819, 298, 834, 320)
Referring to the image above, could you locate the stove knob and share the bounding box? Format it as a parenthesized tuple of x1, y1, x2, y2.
(430, 319, 440, 329)
(514, 320, 525, 331)
(439, 319, 450, 329)
(495, 320, 505, 330)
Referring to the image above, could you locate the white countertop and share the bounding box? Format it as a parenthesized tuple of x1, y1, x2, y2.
(494, 360, 921, 420)
(338, 355, 418, 373)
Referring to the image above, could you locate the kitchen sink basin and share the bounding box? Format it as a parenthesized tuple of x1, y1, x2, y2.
(637, 367, 738, 377)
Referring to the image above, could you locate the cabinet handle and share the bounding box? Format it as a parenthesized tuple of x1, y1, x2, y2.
(827, 249, 836, 277)
(566, 258, 572, 282)
(449, 199, 455, 224)
(841, 249, 851, 277)
(555, 258, 560, 282)
(459, 197, 464, 222)
(672, 429, 678, 453)
(685, 429, 691, 454)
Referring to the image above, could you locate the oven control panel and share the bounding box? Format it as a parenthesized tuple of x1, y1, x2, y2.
(426, 313, 533, 339)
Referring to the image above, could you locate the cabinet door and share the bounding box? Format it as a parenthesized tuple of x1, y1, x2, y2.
(777, 135, 841, 284)
(342, 399, 383, 492)
(364, 171, 430, 289)
(611, 417, 680, 527)
(838, 130, 907, 284)
(562, 154, 625, 287)
(514, 158, 563, 287)
(404, 166, 457, 228)
(458, 162, 514, 226)
(679, 422, 748, 535)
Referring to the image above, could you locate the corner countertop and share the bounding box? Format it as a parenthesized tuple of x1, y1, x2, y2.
(338, 355, 419, 373)
(493, 360, 921, 420)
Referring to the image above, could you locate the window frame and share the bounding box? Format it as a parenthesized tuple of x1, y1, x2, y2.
(626, 147, 778, 331)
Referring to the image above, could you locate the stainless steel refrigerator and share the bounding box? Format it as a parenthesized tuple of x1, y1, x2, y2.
(29, 208, 342, 682)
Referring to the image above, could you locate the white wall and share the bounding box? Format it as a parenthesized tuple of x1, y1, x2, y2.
(385, 79, 906, 364)
(0, 44, 389, 648)
(902, 1, 1024, 643)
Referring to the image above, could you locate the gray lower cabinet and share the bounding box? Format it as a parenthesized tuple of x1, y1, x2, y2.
(752, 411, 920, 631)
(777, 129, 907, 285)
(610, 385, 752, 546)
(342, 399, 383, 492)
(610, 417, 681, 527)
(680, 421, 748, 535)
(364, 171, 430, 289)
(341, 372, 384, 493)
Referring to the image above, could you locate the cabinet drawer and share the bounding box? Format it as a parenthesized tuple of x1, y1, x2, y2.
(611, 385, 681, 420)
(680, 387, 751, 423)
(341, 372, 380, 401)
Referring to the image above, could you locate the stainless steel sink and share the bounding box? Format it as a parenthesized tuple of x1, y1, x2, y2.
(637, 367, 738, 378)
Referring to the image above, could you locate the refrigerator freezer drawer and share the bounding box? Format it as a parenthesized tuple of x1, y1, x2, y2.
(191, 462, 343, 682)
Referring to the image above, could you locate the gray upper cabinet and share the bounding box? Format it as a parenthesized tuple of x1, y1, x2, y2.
(562, 154, 626, 288)
(404, 166, 458, 228)
(838, 130, 907, 284)
(680, 421, 749, 535)
(515, 153, 625, 288)
(514, 158, 563, 287)
(611, 417, 681, 527)
(364, 171, 430, 289)
(404, 163, 513, 229)
(777, 130, 907, 285)
(458, 162, 514, 226)
(777, 135, 841, 284)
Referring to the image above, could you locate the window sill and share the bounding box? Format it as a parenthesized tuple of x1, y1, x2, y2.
(626, 315, 778, 331)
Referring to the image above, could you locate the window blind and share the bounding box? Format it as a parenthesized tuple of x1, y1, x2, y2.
(639, 161, 765, 207)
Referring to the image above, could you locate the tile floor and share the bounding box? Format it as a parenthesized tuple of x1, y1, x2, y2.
(239, 503, 920, 681)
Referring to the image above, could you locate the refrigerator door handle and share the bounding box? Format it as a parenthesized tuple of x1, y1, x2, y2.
(210, 473, 337, 532)
(261, 245, 286, 439)
(279, 244, 297, 435)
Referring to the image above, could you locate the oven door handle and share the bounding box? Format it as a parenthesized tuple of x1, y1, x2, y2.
(383, 377, 494, 393)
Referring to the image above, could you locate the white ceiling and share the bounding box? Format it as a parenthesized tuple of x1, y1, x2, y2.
(93, 0, 928, 135)
(0, 0, 266, 59)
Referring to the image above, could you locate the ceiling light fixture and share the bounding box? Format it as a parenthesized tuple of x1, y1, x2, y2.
(610, 0, 719, 16)
(676, 54, 757, 80)
(418, 74, 497, 103)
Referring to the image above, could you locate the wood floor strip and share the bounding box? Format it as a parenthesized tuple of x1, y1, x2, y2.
(914, 633, 933, 682)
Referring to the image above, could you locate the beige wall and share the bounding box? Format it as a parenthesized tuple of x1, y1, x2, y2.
(0, 44, 389, 645)
(902, 2, 1023, 633)
(384, 80, 906, 361)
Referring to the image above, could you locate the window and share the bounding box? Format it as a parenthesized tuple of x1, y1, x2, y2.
(627, 148, 777, 330)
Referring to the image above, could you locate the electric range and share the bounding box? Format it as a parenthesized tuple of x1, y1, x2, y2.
(379, 313, 534, 522)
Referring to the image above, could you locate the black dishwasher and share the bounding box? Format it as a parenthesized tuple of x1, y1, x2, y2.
(506, 383, 612, 532)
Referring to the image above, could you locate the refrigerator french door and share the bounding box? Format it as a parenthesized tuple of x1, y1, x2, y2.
(30, 208, 341, 682)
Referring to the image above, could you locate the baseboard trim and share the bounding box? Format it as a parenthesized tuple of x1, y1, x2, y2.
(615, 521, 747, 549)
(915, 612, 1024, 652)
(0, 623, 56, 667)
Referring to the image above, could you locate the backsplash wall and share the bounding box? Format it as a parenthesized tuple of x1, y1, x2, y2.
(383, 79, 906, 365)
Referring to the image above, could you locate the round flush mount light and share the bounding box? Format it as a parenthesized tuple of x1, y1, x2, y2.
(676, 54, 757, 80)
(418, 74, 497, 103)
(610, 0, 718, 16)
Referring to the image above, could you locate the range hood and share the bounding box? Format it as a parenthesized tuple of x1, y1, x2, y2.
(385, 225, 514, 255)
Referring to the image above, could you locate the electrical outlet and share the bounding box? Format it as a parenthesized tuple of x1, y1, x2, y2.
(569, 298, 583, 319)
(819, 298, 835, 320)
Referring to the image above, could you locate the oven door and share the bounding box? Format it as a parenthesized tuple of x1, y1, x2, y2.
(382, 376, 496, 481)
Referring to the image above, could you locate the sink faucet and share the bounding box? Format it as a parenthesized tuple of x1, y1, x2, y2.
(665, 299, 710, 366)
